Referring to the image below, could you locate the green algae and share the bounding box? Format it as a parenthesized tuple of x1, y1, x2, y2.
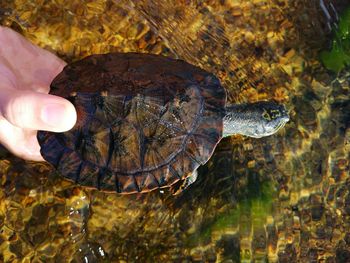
(186, 174, 276, 247)
(320, 7, 350, 73)
(215, 178, 275, 231)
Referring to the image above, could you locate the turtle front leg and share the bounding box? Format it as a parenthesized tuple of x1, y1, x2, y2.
(172, 170, 198, 195)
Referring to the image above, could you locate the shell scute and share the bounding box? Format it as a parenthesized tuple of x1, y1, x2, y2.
(78, 162, 99, 187)
(98, 169, 115, 192)
(57, 150, 82, 182)
(38, 53, 226, 193)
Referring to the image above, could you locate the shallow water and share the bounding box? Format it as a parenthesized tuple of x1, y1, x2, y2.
(0, 0, 350, 262)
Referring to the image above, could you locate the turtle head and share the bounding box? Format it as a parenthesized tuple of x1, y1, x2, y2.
(223, 101, 289, 138)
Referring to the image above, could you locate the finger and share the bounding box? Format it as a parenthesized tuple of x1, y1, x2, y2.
(0, 89, 77, 132)
(0, 118, 44, 161)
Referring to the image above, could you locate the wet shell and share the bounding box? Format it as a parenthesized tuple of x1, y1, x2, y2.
(37, 53, 226, 193)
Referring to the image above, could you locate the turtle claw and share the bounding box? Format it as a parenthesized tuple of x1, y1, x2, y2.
(171, 170, 198, 195)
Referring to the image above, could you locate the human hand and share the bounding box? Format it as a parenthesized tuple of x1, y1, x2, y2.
(0, 26, 77, 161)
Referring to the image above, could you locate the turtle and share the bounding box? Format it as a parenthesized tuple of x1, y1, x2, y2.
(37, 52, 289, 194)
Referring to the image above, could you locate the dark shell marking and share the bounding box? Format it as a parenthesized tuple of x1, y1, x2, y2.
(38, 53, 226, 193)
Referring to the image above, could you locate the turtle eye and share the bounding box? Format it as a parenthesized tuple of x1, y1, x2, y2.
(262, 108, 282, 121)
(270, 109, 282, 119)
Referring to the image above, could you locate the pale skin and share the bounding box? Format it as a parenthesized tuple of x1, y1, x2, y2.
(0, 26, 77, 161)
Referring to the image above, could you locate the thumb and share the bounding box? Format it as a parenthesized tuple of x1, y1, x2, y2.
(0, 88, 77, 132)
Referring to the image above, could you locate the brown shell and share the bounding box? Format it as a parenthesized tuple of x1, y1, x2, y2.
(37, 53, 226, 193)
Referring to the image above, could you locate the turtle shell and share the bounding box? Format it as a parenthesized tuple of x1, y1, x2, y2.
(37, 53, 226, 193)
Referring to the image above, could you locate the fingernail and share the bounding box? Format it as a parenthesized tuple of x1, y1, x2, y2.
(41, 103, 67, 127)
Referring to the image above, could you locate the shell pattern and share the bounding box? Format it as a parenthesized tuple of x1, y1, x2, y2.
(37, 53, 226, 193)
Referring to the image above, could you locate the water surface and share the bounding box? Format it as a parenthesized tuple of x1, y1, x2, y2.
(0, 0, 350, 262)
